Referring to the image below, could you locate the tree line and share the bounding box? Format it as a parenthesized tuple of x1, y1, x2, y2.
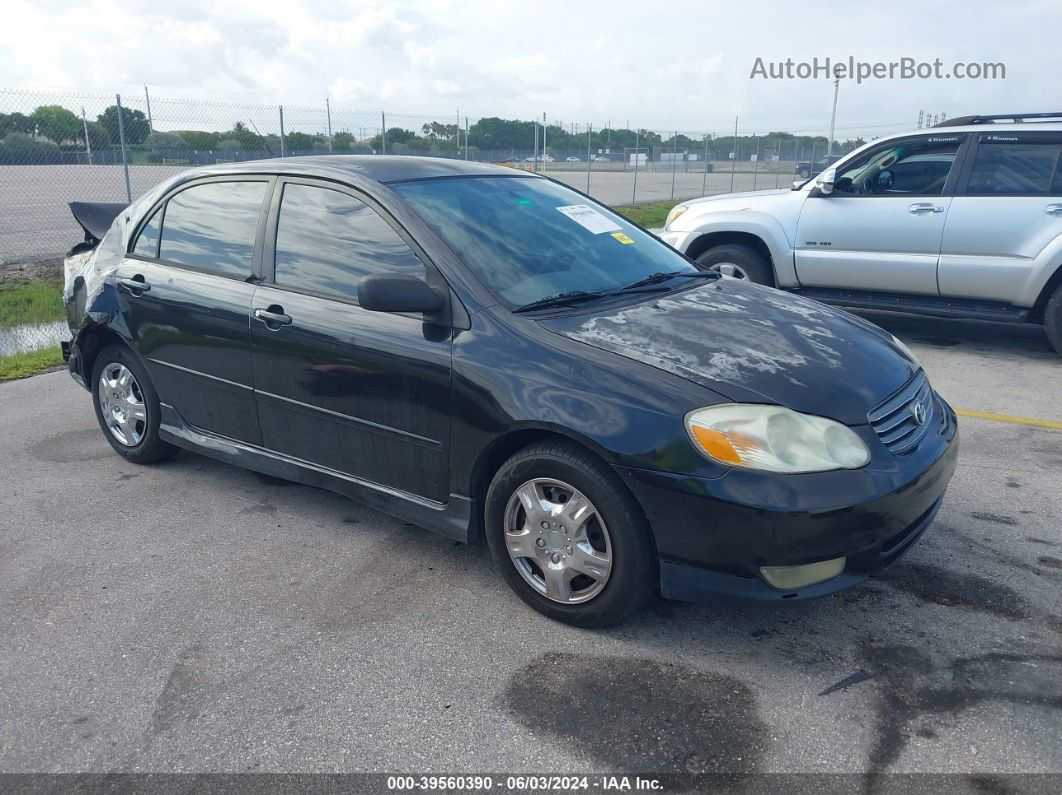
(0, 105, 864, 163)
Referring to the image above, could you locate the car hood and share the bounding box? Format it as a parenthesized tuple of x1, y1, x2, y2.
(540, 279, 917, 425)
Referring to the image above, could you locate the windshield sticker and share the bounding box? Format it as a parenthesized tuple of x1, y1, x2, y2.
(610, 231, 635, 244)
(555, 204, 622, 234)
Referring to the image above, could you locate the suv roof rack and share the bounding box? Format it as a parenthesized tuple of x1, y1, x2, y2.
(934, 112, 1062, 127)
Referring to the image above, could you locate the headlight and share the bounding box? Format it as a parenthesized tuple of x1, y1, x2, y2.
(890, 334, 920, 367)
(664, 204, 688, 229)
(685, 404, 870, 473)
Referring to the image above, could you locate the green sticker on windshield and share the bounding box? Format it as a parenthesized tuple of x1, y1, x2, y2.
(516, 197, 534, 206)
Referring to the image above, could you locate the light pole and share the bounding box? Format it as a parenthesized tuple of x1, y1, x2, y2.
(827, 77, 840, 156)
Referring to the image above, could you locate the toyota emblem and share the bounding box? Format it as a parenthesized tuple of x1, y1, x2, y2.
(910, 401, 927, 426)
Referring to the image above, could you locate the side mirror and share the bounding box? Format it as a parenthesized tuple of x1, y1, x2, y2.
(815, 168, 837, 195)
(358, 272, 445, 314)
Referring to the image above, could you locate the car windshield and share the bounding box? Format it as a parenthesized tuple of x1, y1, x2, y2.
(391, 176, 698, 309)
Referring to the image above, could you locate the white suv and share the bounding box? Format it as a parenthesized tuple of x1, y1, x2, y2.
(658, 112, 1062, 353)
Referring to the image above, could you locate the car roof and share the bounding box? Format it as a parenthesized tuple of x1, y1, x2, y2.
(190, 155, 531, 184)
(879, 122, 1062, 141)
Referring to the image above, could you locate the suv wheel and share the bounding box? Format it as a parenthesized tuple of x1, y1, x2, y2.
(1046, 283, 1062, 355)
(485, 441, 656, 627)
(91, 345, 179, 464)
(696, 243, 773, 285)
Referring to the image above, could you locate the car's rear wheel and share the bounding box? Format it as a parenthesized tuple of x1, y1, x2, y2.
(696, 243, 773, 285)
(91, 344, 179, 464)
(485, 440, 656, 627)
(1045, 283, 1062, 355)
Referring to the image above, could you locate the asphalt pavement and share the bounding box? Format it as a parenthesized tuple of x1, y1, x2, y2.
(0, 311, 1059, 781)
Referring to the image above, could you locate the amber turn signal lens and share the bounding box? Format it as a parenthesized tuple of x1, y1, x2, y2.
(690, 425, 742, 464)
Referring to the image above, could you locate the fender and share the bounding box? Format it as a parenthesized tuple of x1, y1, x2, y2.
(669, 210, 798, 287)
(1021, 235, 1062, 308)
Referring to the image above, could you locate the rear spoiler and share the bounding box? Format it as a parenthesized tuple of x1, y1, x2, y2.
(68, 201, 127, 256)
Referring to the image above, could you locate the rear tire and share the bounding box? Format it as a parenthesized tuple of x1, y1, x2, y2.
(485, 440, 656, 627)
(1045, 284, 1062, 355)
(91, 344, 179, 465)
(696, 243, 773, 285)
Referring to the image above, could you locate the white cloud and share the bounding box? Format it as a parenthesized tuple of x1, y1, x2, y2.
(1, 0, 1057, 139)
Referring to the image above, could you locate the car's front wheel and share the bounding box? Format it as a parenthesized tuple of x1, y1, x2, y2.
(485, 441, 656, 627)
(696, 243, 773, 285)
(91, 344, 179, 464)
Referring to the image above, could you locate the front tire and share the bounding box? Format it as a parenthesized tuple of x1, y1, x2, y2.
(1045, 284, 1062, 355)
(696, 243, 773, 285)
(485, 440, 656, 627)
(91, 344, 179, 464)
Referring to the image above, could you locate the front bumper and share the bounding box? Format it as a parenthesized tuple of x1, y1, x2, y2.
(617, 400, 959, 602)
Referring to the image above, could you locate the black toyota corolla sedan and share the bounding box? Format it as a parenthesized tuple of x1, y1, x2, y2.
(62, 156, 958, 626)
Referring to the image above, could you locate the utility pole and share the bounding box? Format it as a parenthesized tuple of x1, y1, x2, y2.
(542, 112, 547, 170)
(730, 116, 738, 192)
(827, 77, 839, 156)
(81, 106, 93, 165)
(115, 94, 132, 202)
(279, 106, 286, 157)
(144, 85, 153, 132)
(325, 98, 333, 153)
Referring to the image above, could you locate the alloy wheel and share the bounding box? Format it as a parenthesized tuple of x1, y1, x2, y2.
(503, 478, 613, 604)
(98, 363, 147, 447)
(708, 261, 751, 280)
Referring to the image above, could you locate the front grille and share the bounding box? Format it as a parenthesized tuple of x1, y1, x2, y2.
(868, 371, 935, 454)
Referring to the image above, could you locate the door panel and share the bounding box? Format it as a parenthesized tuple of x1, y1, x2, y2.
(795, 196, 951, 294)
(938, 197, 1062, 301)
(938, 135, 1062, 302)
(118, 178, 270, 444)
(116, 259, 260, 443)
(250, 285, 452, 501)
(794, 135, 965, 295)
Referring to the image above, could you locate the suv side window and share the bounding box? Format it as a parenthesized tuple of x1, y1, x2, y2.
(965, 139, 1062, 195)
(273, 183, 424, 302)
(833, 136, 962, 197)
(158, 181, 268, 278)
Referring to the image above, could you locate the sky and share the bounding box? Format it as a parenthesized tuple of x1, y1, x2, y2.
(2, 0, 1058, 140)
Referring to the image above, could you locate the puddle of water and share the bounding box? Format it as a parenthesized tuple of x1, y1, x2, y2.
(0, 320, 68, 356)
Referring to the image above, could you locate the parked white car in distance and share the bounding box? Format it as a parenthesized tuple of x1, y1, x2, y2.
(658, 112, 1062, 353)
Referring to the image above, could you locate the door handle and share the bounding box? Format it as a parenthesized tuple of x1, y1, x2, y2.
(254, 306, 292, 329)
(118, 276, 151, 293)
(908, 203, 944, 214)
(1046, 204, 1062, 216)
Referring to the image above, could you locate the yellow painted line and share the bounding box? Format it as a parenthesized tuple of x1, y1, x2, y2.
(955, 408, 1062, 431)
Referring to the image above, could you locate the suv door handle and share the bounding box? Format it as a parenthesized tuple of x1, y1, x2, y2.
(1046, 204, 1062, 216)
(118, 276, 151, 293)
(253, 306, 292, 329)
(909, 203, 944, 214)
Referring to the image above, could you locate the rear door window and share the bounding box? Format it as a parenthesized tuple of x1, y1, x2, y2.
(272, 183, 424, 302)
(158, 181, 268, 278)
(131, 207, 162, 258)
(965, 139, 1062, 195)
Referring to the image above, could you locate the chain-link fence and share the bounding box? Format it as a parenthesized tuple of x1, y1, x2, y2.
(0, 87, 900, 270)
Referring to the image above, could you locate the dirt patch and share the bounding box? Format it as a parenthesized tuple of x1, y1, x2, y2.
(26, 428, 110, 463)
(505, 652, 767, 784)
(878, 561, 1030, 620)
(861, 645, 1062, 772)
(969, 512, 1019, 526)
(0, 259, 63, 286)
(226, 526, 480, 631)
